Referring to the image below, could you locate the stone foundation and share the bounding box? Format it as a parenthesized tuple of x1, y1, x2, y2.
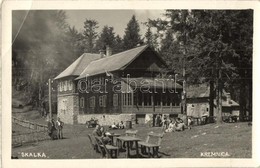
(77, 113, 136, 126)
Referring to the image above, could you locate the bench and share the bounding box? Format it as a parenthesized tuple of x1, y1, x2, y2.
(139, 132, 164, 158)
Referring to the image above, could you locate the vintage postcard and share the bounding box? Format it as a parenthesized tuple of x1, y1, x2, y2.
(1, 0, 260, 167)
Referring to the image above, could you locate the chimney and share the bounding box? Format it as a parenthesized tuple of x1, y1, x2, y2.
(99, 50, 105, 58)
(226, 93, 231, 103)
(106, 45, 112, 57)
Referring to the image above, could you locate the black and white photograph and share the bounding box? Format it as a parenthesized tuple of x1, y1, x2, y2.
(1, 0, 260, 167)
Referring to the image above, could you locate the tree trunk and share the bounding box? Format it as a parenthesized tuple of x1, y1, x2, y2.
(216, 75, 223, 124)
(248, 75, 252, 121)
(209, 80, 214, 123)
(239, 61, 246, 122)
(216, 52, 222, 124)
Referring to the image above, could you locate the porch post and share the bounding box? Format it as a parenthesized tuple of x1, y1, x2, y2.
(170, 93, 173, 113)
(131, 91, 134, 111)
(151, 92, 155, 112)
(142, 92, 144, 112)
(160, 91, 163, 113)
(126, 93, 129, 113)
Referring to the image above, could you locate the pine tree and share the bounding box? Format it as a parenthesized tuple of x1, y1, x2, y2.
(95, 26, 116, 52)
(113, 35, 124, 54)
(150, 10, 253, 123)
(123, 15, 143, 50)
(144, 22, 159, 50)
(83, 19, 99, 53)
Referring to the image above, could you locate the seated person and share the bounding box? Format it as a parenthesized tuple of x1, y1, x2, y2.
(92, 125, 111, 144)
(165, 120, 175, 133)
(110, 122, 118, 129)
(174, 118, 185, 131)
(118, 121, 124, 129)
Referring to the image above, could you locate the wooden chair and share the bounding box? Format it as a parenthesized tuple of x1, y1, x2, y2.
(95, 136, 119, 158)
(139, 132, 164, 158)
(87, 134, 99, 153)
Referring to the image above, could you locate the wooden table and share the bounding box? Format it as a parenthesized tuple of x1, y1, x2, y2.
(116, 136, 141, 158)
(106, 133, 121, 146)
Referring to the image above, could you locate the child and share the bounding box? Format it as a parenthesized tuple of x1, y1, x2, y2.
(119, 121, 124, 129)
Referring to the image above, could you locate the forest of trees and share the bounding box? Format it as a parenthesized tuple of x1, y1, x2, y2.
(12, 10, 253, 122)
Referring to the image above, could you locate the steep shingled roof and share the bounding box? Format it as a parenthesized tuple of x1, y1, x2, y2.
(54, 53, 100, 80)
(186, 84, 210, 98)
(187, 84, 239, 107)
(76, 45, 148, 79)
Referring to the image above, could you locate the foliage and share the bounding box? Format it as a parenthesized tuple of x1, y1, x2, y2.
(82, 19, 99, 53)
(144, 21, 159, 50)
(150, 10, 253, 121)
(12, 10, 76, 104)
(123, 15, 143, 50)
(95, 25, 116, 53)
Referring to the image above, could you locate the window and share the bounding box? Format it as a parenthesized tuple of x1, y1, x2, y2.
(99, 95, 107, 107)
(122, 93, 132, 106)
(90, 96, 95, 108)
(64, 80, 67, 91)
(101, 77, 104, 85)
(59, 83, 61, 92)
(113, 94, 118, 107)
(60, 82, 63, 92)
(80, 97, 85, 108)
(68, 80, 73, 90)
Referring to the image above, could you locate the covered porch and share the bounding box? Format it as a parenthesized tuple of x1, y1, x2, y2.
(120, 78, 183, 114)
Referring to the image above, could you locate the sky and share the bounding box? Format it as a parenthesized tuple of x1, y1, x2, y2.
(65, 10, 165, 37)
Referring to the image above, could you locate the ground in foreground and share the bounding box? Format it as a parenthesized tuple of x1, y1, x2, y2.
(12, 122, 252, 159)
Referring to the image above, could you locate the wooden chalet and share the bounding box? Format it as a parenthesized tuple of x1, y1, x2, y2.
(55, 45, 182, 125)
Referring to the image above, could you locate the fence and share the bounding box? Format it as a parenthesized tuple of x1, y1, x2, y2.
(12, 117, 48, 132)
(12, 117, 50, 147)
(12, 131, 50, 147)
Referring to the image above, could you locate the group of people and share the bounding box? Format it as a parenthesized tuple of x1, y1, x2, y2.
(47, 117, 64, 140)
(154, 114, 193, 133)
(92, 124, 112, 145)
(165, 117, 192, 133)
(109, 121, 125, 129)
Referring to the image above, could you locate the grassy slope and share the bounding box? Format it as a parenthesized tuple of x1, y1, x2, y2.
(12, 122, 252, 159)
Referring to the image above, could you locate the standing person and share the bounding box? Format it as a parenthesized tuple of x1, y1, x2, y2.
(187, 117, 192, 129)
(56, 117, 64, 139)
(48, 118, 57, 140)
(47, 118, 53, 138)
(161, 115, 168, 130)
(155, 114, 160, 127)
